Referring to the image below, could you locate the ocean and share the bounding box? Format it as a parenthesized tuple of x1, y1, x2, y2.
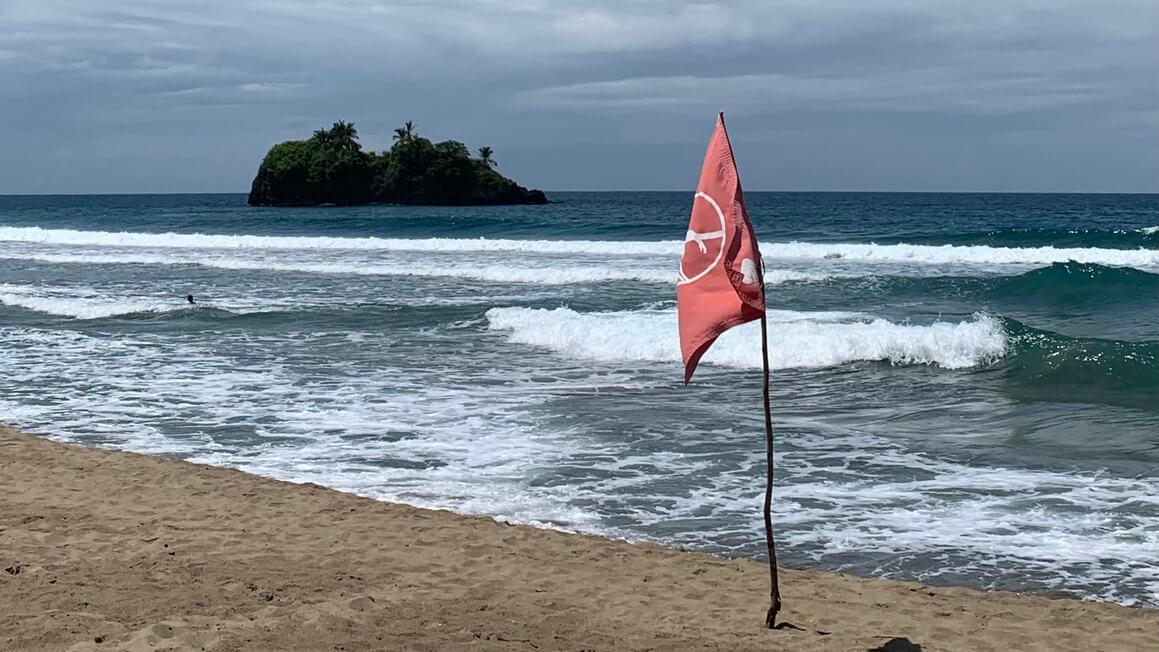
(1, 191, 1156, 606)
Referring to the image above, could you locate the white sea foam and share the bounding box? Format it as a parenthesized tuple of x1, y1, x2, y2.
(0, 325, 610, 529)
(1, 252, 828, 286)
(1, 226, 1156, 268)
(756, 240, 1159, 268)
(0, 226, 670, 254)
(0, 286, 190, 320)
(1, 323, 1153, 606)
(485, 307, 1007, 370)
(0, 284, 303, 319)
(612, 427, 1159, 605)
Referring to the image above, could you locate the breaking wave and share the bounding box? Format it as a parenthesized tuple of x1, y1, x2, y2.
(0, 287, 195, 320)
(485, 307, 1008, 371)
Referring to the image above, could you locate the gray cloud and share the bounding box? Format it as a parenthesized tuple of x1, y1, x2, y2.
(1, 0, 1155, 192)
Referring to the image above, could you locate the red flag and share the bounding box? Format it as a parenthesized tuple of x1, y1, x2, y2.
(677, 113, 765, 383)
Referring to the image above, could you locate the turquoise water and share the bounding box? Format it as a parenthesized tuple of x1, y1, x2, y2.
(1, 192, 1156, 605)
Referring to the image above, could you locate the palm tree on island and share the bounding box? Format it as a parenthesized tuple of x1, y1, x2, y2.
(394, 120, 416, 142)
(478, 146, 495, 168)
(329, 120, 359, 151)
(312, 121, 359, 151)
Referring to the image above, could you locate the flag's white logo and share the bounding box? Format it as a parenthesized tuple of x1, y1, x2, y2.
(678, 191, 727, 286)
(740, 258, 759, 284)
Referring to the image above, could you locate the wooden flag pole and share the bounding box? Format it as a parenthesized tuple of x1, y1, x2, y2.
(678, 111, 781, 628)
(759, 311, 782, 628)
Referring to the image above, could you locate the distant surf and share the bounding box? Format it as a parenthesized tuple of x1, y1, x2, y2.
(1, 226, 1156, 269)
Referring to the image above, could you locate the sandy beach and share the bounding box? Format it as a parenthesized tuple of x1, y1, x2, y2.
(1, 424, 1153, 651)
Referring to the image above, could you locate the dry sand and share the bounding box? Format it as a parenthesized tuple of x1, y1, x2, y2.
(1, 424, 1154, 651)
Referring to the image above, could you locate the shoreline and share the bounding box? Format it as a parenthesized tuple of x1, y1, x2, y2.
(2, 424, 1154, 651)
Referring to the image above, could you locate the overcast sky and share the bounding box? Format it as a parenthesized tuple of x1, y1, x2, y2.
(1, 0, 1156, 193)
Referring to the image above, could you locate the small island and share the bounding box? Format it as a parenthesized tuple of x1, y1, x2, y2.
(248, 121, 547, 206)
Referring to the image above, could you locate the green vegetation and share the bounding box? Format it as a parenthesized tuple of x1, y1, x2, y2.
(248, 121, 547, 206)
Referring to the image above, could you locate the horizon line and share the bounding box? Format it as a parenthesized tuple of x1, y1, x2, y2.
(2, 189, 1157, 197)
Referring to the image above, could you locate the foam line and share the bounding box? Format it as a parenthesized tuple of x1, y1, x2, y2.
(1, 226, 1155, 268)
